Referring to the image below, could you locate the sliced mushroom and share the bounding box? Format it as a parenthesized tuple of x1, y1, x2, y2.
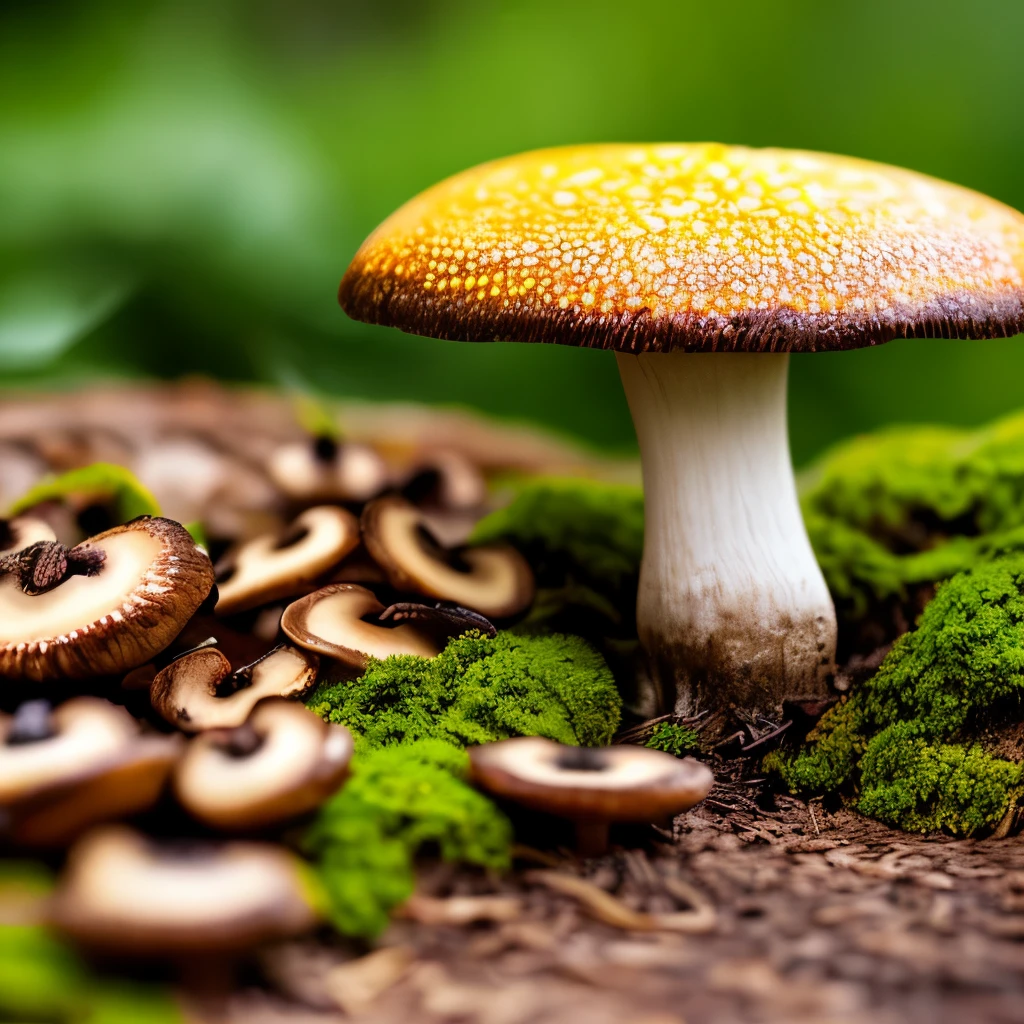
(0, 516, 56, 555)
(267, 437, 390, 504)
(361, 495, 534, 619)
(174, 699, 353, 831)
(49, 826, 319, 954)
(401, 449, 487, 512)
(280, 584, 441, 668)
(0, 698, 182, 846)
(215, 506, 360, 616)
(469, 737, 714, 856)
(0, 517, 215, 681)
(150, 644, 319, 732)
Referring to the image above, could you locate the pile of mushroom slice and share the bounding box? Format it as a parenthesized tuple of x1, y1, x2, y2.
(211, 493, 534, 670)
(0, 511, 357, 961)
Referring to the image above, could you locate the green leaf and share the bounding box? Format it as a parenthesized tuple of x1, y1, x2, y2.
(0, 262, 133, 370)
(9, 462, 161, 522)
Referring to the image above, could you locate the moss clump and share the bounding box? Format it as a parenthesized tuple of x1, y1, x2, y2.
(769, 555, 1024, 834)
(305, 630, 621, 937)
(303, 740, 511, 939)
(471, 479, 643, 640)
(801, 414, 1024, 626)
(0, 865, 181, 1023)
(308, 630, 622, 749)
(645, 722, 700, 756)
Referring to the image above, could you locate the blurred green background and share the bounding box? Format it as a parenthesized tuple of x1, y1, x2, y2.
(1, 0, 1022, 464)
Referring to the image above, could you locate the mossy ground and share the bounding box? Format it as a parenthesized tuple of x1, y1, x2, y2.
(769, 555, 1024, 834)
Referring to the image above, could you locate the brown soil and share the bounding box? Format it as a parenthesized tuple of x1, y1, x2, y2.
(195, 780, 1024, 1024)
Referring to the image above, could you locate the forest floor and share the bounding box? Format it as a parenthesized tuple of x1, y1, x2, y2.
(208, 764, 1024, 1024)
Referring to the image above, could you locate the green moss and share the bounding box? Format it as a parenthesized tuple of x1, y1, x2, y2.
(305, 630, 621, 936)
(471, 479, 643, 640)
(0, 865, 181, 1023)
(801, 413, 1024, 622)
(471, 477, 644, 595)
(308, 630, 622, 750)
(771, 555, 1024, 834)
(303, 740, 511, 938)
(645, 722, 700, 756)
(8, 462, 161, 522)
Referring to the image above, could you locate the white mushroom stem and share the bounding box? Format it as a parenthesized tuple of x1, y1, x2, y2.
(615, 350, 836, 723)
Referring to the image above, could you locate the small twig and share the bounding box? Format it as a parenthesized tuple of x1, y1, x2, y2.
(809, 802, 820, 836)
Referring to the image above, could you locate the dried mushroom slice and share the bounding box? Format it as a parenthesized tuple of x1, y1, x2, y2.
(49, 826, 319, 954)
(401, 449, 486, 511)
(0, 517, 215, 681)
(0, 697, 182, 846)
(361, 495, 534, 619)
(267, 436, 389, 504)
(469, 736, 714, 855)
(174, 699, 353, 831)
(150, 644, 319, 732)
(215, 505, 360, 616)
(280, 583, 440, 669)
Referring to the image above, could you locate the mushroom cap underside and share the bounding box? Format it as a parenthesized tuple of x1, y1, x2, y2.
(49, 826, 318, 953)
(173, 699, 353, 830)
(150, 644, 319, 731)
(340, 143, 1024, 354)
(469, 736, 714, 821)
(361, 495, 533, 618)
(281, 583, 441, 666)
(0, 517, 215, 681)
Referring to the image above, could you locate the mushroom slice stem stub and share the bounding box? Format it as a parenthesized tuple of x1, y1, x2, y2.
(281, 583, 440, 669)
(0, 516, 215, 682)
(361, 495, 534, 619)
(617, 351, 836, 720)
(150, 644, 319, 732)
(215, 505, 360, 616)
(174, 699, 354, 831)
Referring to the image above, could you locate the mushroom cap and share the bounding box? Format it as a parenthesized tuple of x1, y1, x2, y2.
(267, 439, 390, 503)
(0, 516, 57, 555)
(0, 697, 182, 846)
(361, 495, 534, 619)
(0, 517, 215, 681)
(339, 144, 1024, 354)
(173, 699, 353, 831)
(150, 644, 319, 732)
(215, 505, 360, 616)
(281, 583, 440, 668)
(49, 826, 319, 954)
(468, 737, 714, 823)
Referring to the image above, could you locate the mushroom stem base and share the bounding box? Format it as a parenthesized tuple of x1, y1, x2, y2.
(616, 350, 836, 731)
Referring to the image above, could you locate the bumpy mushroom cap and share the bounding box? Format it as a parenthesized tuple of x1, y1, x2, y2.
(49, 826, 319, 954)
(281, 583, 440, 668)
(361, 495, 533, 619)
(174, 699, 353, 831)
(268, 437, 389, 504)
(469, 736, 713, 855)
(150, 644, 319, 732)
(0, 517, 56, 556)
(215, 506, 360, 616)
(0, 517, 215, 681)
(340, 144, 1024, 352)
(0, 698, 182, 846)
